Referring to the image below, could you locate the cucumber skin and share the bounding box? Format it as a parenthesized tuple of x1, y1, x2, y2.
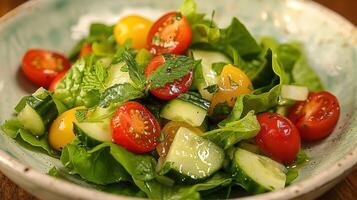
(25, 94, 58, 131)
(73, 123, 101, 147)
(230, 158, 268, 194)
(178, 92, 210, 110)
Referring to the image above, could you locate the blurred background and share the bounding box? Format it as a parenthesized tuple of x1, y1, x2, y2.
(0, 0, 356, 200)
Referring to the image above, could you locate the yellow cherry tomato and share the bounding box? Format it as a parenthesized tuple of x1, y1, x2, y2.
(156, 121, 203, 158)
(49, 106, 84, 151)
(209, 64, 253, 116)
(114, 15, 153, 49)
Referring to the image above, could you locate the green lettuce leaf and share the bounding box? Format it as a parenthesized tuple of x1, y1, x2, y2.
(220, 49, 285, 124)
(203, 112, 260, 149)
(134, 173, 231, 200)
(1, 119, 58, 156)
(260, 37, 323, 91)
(99, 83, 145, 107)
(54, 57, 102, 108)
(60, 139, 131, 185)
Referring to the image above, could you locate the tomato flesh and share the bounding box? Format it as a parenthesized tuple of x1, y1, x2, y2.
(147, 12, 192, 55)
(256, 112, 301, 164)
(22, 49, 71, 88)
(145, 55, 193, 100)
(111, 101, 161, 153)
(288, 91, 340, 141)
(49, 72, 66, 92)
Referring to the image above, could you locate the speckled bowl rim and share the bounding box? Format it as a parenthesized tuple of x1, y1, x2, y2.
(0, 0, 356, 200)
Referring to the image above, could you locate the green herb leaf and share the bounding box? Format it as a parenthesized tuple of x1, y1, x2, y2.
(204, 84, 219, 94)
(82, 60, 108, 92)
(147, 54, 197, 89)
(99, 83, 144, 107)
(122, 51, 147, 88)
(203, 112, 260, 149)
(212, 101, 231, 116)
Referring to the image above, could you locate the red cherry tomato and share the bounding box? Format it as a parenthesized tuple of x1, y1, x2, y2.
(147, 12, 192, 55)
(144, 55, 193, 100)
(49, 72, 66, 92)
(288, 91, 340, 142)
(256, 112, 301, 164)
(22, 49, 71, 88)
(79, 43, 92, 57)
(111, 101, 161, 153)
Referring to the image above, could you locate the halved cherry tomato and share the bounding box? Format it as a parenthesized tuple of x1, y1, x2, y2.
(114, 15, 153, 49)
(111, 101, 161, 153)
(49, 72, 66, 92)
(147, 12, 192, 55)
(79, 43, 92, 57)
(209, 64, 253, 116)
(22, 49, 71, 88)
(144, 55, 193, 100)
(156, 121, 203, 158)
(288, 91, 340, 141)
(256, 112, 301, 164)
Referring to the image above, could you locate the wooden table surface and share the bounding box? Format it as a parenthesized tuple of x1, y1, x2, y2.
(0, 0, 356, 200)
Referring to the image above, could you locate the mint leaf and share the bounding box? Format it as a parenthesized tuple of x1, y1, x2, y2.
(82, 60, 108, 92)
(99, 83, 144, 107)
(122, 51, 147, 88)
(147, 54, 197, 89)
(212, 101, 231, 116)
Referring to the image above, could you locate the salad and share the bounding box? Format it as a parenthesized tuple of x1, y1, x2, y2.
(1, 0, 341, 199)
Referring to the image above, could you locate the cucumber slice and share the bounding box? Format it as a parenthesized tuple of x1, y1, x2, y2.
(281, 85, 308, 101)
(17, 89, 58, 136)
(231, 148, 286, 194)
(162, 127, 224, 182)
(160, 98, 207, 127)
(191, 50, 232, 100)
(74, 118, 112, 147)
(17, 104, 45, 136)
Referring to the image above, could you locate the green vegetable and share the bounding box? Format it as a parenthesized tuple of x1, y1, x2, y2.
(122, 51, 147, 88)
(135, 48, 153, 67)
(160, 127, 224, 183)
(60, 139, 131, 185)
(147, 54, 197, 89)
(99, 83, 144, 107)
(54, 57, 100, 108)
(48, 167, 146, 197)
(82, 60, 108, 92)
(220, 50, 285, 124)
(203, 112, 260, 149)
(1, 120, 57, 156)
(134, 173, 231, 200)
